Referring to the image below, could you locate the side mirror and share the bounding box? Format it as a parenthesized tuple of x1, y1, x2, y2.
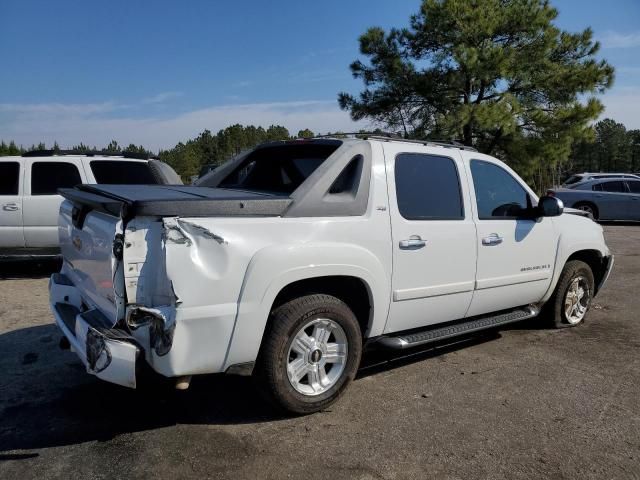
(538, 195, 564, 217)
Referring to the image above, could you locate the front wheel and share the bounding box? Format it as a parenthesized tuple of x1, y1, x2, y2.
(254, 294, 362, 415)
(544, 260, 595, 328)
(574, 202, 599, 220)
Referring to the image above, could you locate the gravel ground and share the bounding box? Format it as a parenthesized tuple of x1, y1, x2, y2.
(0, 225, 639, 479)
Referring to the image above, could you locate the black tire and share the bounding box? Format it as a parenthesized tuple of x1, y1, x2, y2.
(573, 202, 599, 220)
(543, 260, 595, 329)
(253, 294, 362, 415)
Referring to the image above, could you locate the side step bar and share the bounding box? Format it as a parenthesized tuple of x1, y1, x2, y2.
(376, 305, 539, 350)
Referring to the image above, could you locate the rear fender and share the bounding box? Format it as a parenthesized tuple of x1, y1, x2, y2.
(222, 243, 390, 369)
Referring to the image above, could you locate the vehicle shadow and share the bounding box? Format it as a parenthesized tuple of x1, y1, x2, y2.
(0, 324, 513, 454)
(599, 221, 640, 227)
(0, 258, 62, 279)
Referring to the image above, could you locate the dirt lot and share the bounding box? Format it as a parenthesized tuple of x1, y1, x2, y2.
(0, 225, 639, 480)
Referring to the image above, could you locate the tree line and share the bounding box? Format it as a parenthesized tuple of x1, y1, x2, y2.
(0, 139, 152, 157)
(1, 118, 638, 187)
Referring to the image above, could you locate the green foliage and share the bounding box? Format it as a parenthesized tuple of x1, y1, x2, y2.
(297, 128, 315, 138)
(0, 140, 23, 156)
(339, 0, 614, 190)
(158, 124, 293, 181)
(105, 140, 122, 152)
(71, 142, 91, 153)
(568, 119, 640, 176)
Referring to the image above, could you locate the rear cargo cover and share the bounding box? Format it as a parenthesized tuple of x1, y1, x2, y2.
(60, 184, 292, 218)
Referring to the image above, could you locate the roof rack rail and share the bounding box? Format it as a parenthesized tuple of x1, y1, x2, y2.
(313, 131, 403, 139)
(22, 149, 157, 160)
(311, 132, 478, 152)
(369, 136, 478, 152)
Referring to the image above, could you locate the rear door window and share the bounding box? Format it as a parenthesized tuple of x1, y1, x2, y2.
(31, 162, 82, 195)
(0, 162, 20, 195)
(91, 161, 157, 184)
(394, 153, 464, 220)
(627, 181, 640, 194)
(598, 181, 626, 193)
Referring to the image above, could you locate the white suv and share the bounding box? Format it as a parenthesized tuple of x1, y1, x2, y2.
(0, 150, 180, 258)
(49, 137, 613, 414)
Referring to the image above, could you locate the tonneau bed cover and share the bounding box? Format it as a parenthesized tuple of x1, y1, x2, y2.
(59, 184, 293, 219)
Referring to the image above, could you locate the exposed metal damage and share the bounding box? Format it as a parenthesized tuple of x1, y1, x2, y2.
(126, 305, 176, 356)
(162, 218, 227, 246)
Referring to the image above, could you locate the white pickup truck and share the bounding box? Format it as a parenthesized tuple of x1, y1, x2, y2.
(49, 136, 613, 414)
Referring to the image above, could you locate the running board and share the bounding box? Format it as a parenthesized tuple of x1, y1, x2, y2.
(376, 306, 539, 350)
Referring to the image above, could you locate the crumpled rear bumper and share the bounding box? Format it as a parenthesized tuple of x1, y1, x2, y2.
(49, 273, 139, 388)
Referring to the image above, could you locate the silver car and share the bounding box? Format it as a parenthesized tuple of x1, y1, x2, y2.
(561, 172, 640, 187)
(550, 178, 640, 220)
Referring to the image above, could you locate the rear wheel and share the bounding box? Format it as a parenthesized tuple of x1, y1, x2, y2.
(254, 294, 362, 415)
(544, 260, 595, 328)
(573, 202, 599, 220)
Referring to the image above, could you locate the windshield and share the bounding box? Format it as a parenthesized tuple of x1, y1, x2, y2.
(91, 160, 158, 184)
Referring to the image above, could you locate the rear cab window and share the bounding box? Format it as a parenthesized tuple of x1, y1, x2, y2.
(0, 162, 20, 195)
(90, 160, 158, 184)
(31, 161, 82, 195)
(394, 153, 464, 220)
(218, 143, 341, 195)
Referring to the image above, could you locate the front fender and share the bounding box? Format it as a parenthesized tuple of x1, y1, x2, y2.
(540, 221, 610, 303)
(222, 242, 390, 370)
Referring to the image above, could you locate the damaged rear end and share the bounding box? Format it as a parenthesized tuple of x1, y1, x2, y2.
(50, 184, 291, 388)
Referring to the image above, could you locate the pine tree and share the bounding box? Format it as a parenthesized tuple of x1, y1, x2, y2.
(339, 0, 614, 190)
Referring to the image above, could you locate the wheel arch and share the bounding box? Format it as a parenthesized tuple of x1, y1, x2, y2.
(270, 275, 373, 337)
(572, 201, 599, 219)
(541, 244, 610, 303)
(565, 249, 609, 294)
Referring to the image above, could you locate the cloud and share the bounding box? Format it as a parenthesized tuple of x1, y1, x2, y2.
(600, 87, 640, 129)
(0, 99, 367, 151)
(0, 102, 120, 116)
(600, 31, 640, 49)
(233, 80, 253, 88)
(142, 91, 183, 104)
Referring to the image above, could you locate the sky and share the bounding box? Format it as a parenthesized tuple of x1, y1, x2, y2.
(0, 0, 639, 151)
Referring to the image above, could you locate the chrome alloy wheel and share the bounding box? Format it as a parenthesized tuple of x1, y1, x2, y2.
(286, 318, 348, 396)
(564, 276, 591, 325)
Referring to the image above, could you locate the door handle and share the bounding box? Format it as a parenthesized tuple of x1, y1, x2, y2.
(2, 203, 19, 212)
(399, 236, 426, 249)
(482, 233, 503, 246)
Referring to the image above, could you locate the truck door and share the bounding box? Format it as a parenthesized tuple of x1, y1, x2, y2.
(384, 143, 477, 333)
(590, 180, 632, 220)
(0, 160, 25, 249)
(465, 156, 557, 317)
(23, 159, 85, 248)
